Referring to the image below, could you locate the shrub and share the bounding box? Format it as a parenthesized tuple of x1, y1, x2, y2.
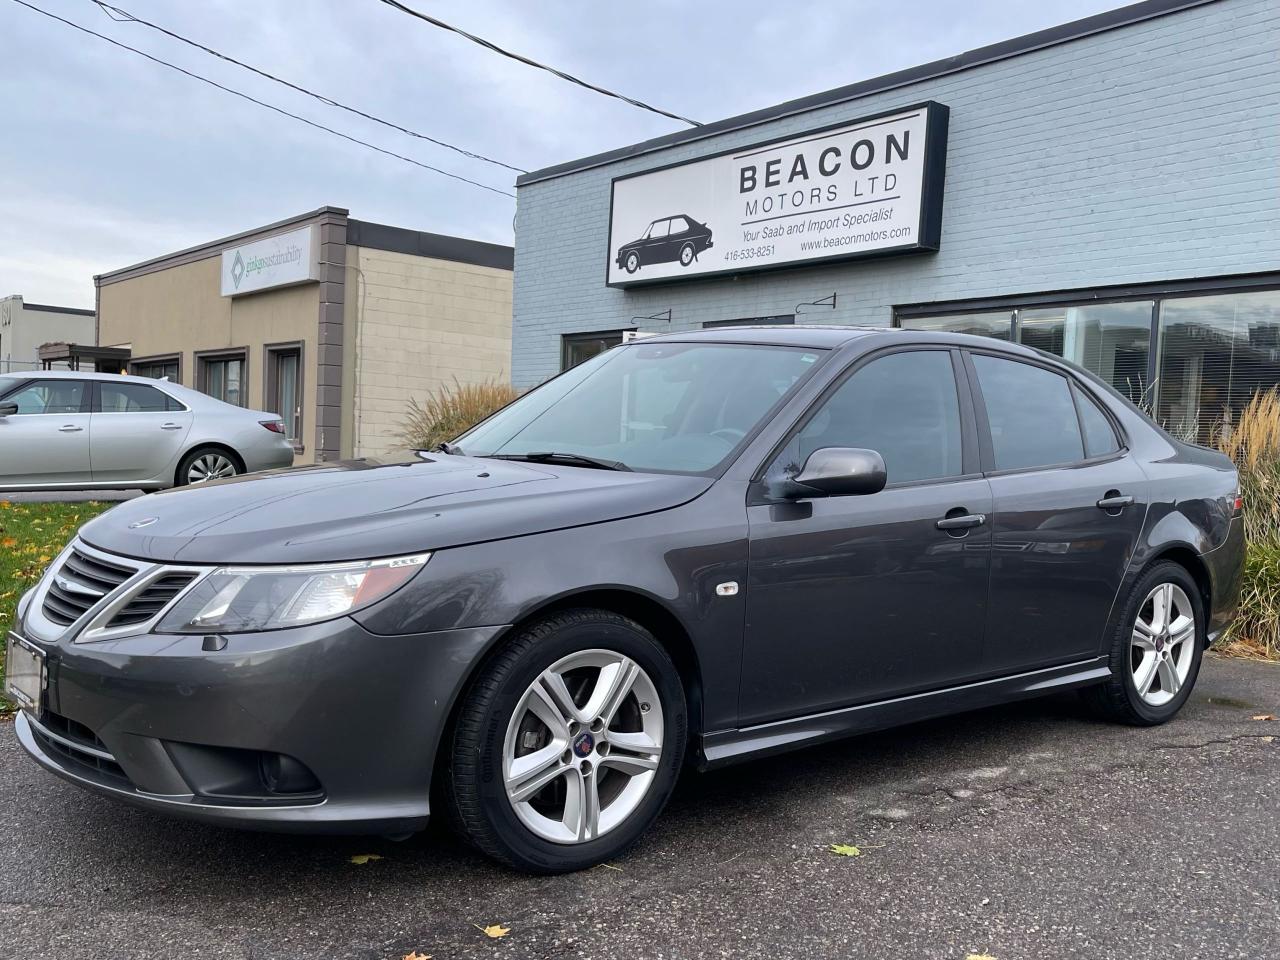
(1215, 387, 1280, 659)
(401, 378, 521, 452)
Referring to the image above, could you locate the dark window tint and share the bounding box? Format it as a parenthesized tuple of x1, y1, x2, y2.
(4, 379, 86, 414)
(770, 350, 963, 489)
(99, 382, 170, 413)
(973, 355, 1083, 470)
(1073, 383, 1121, 458)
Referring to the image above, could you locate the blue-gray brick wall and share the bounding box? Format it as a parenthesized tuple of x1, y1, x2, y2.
(512, 0, 1279, 386)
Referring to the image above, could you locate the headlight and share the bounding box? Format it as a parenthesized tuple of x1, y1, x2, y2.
(155, 553, 431, 634)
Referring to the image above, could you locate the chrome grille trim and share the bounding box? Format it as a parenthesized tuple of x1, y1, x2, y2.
(25, 539, 212, 644)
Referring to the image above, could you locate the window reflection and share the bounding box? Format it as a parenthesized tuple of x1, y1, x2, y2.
(1018, 302, 1152, 405)
(899, 311, 1012, 341)
(1155, 291, 1280, 444)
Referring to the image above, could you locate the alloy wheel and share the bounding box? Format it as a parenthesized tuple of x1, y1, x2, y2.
(1130, 582, 1196, 707)
(503, 648, 664, 844)
(187, 453, 238, 483)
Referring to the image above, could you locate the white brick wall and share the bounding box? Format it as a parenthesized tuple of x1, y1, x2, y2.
(512, 0, 1280, 386)
(350, 247, 513, 458)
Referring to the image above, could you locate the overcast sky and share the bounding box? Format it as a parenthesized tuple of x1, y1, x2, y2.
(1, 0, 1125, 307)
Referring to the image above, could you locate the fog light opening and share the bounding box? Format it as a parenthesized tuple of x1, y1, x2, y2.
(258, 752, 322, 796)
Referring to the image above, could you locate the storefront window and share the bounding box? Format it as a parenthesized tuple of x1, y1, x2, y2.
(199, 352, 246, 407)
(562, 331, 628, 370)
(1018, 302, 1152, 405)
(898, 311, 1012, 341)
(130, 356, 180, 381)
(267, 346, 302, 443)
(1155, 291, 1280, 444)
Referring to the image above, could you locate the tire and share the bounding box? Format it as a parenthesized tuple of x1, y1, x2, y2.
(1081, 561, 1204, 726)
(445, 609, 687, 873)
(624, 251, 640, 274)
(678, 242, 696, 267)
(176, 446, 242, 486)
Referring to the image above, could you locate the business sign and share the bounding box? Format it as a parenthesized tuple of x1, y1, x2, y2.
(607, 102, 948, 287)
(220, 224, 320, 297)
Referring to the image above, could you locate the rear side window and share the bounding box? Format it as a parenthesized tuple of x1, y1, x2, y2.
(98, 382, 172, 413)
(769, 350, 964, 488)
(972, 354, 1083, 470)
(1073, 383, 1121, 458)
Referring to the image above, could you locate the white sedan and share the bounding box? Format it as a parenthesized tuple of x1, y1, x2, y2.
(0, 370, 296, 491)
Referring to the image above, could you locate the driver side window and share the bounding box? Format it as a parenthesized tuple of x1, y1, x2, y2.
(765, 350, 964, 495)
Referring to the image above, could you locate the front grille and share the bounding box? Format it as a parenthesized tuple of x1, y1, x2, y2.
(31, 710, 132, 787)
(107, 572, 199, 627)
(41, 547, 137, 625)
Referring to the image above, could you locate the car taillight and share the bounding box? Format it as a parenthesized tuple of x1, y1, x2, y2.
(260, 419, 286, 434)
(1233, 491, 1244, 513)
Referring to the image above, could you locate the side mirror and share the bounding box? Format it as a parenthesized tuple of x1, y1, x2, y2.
(0, 402, 18, 417)
(788, 447, 887, 498)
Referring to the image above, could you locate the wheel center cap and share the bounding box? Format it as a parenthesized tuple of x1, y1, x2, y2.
(572, 732, 595, 758)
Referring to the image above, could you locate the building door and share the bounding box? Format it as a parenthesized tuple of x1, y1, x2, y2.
(740, 348, 993, 725)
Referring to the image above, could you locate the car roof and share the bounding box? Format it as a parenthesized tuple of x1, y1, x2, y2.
(627, 325, 1050, 357)
(2, 369, 175, 386)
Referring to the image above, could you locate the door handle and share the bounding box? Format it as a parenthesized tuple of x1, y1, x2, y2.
(936, 513, 986, 531)
(58, 424, 83, 433)
(160, 422, 183, 430)
(1096, 494, 1134, 511)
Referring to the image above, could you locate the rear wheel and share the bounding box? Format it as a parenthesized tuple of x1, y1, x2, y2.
(1082, 561, 1204, 725)
(445, 609, 686, 873)
(679, 242, 696, 267)
(177, 447, 241, 486)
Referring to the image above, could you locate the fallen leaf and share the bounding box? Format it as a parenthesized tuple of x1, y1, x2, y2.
(966, 954, 998, 960)
(477, 924, 510, 939)
(829, 843, 862, 857)
(402, 952, 432, 960)
(1251, 714, 1277, 721)
(348, 853, 383, 865)
(1262, 736, 1275, 743)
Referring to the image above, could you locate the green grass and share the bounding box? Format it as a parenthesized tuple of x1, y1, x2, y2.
(1, 500, 113, 712)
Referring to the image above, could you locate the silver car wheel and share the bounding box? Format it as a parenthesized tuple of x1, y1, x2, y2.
(679, 243, 694, 266)
(1130, 582, 1196, 707)
(503, 648, 664, 845)
(187, 453, 238, 483)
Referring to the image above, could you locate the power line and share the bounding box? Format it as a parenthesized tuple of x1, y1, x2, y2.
(89, 0, 526, 174)
(8, 0, 515, 199)
(372, 0, 702, 128)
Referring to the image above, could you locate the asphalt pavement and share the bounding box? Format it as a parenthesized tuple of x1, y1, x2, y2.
(0, 654, 1276, 960)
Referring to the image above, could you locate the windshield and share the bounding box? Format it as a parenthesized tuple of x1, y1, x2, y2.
(457, 341, 824, 474)
(0, 376, 21, 397)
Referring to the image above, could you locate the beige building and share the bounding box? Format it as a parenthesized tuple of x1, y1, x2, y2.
(0, 295, 96, 374)
(95, 207, 513, 464)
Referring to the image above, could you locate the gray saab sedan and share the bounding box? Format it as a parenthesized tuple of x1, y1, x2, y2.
(0, 370, 295, 491)
(6, 327, 1244, 873)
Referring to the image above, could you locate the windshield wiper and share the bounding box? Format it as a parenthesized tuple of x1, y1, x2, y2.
(485, 451, 632, 472)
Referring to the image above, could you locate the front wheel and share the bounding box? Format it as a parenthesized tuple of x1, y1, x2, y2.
(624, 251, 640, 274)
(445, 609, 687, 873)
(1081, 561, 1204, 725)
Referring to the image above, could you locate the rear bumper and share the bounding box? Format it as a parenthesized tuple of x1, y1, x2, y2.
(1203, 516, 1246, 644)
(11, 617, 506, 834)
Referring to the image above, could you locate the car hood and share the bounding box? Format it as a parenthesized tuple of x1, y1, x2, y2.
(78, 455, 712, 564)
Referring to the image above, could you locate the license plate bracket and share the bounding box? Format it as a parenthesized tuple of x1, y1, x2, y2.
(5, 632, 46, 713)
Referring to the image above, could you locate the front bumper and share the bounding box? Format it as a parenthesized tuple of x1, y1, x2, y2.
(11, 616, 505, 834)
